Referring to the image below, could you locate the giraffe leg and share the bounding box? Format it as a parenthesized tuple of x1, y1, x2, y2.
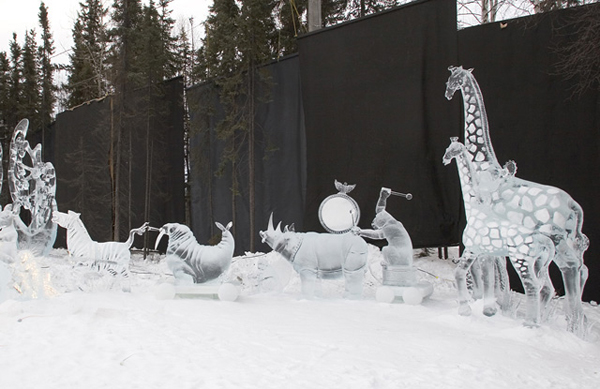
(533, 235, 555, 322)
(493, 256, 511, 314)
(469, 259, 484, 300)
(509, 253, 542, 327)
(554, 238, 587, 335)
(480, 255, 498, 317)
(511, 235, 554, 327)
(454, 250, 477, 316)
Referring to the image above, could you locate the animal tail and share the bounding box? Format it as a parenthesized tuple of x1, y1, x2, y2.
(124, 222, 149, 248)
(570, 201, 589, 253)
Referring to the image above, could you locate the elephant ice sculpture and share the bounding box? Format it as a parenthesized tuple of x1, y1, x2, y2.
(155, 222, 235, 284)
(259, 214, 368, 298)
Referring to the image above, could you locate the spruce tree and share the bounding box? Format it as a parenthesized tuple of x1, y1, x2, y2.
(21, 29, 41, 132)
(0, 52, 10, 128)
(109, 0, 144, 240)
(38, 2, 56, 130)
(7, 34, 22, 130)
(0, 51, 10, 199)
(65, 0, 109, 107)
(196, 0, 279, 250)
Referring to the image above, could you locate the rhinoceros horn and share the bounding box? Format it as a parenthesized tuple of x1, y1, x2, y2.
(268, 213, 274, 232)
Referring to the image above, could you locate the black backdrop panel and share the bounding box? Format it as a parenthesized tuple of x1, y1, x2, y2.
(458, 8, 600, 301)
(50, 77, 185, 246)
(188, 55, 306, 255)
(298, 0, 461, 247)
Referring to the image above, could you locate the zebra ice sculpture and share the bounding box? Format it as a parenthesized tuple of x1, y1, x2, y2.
(445, 66, 589, 336)
(52, 210, 148, 291)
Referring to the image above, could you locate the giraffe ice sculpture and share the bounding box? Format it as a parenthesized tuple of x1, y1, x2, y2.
(444, 139, 550, 319)
(445, 67, 590, 335)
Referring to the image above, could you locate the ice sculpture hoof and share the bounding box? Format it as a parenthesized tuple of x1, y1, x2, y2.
(483, 306, 497, 317)
(458, 303, 472, 316)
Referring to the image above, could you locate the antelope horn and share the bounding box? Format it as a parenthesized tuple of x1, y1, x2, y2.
(276, 222, 282, 233)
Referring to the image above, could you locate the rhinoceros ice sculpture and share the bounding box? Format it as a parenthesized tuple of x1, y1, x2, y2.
(259, 214, 368, 298)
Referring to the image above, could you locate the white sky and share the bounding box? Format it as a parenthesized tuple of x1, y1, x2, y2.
(0, 0, 210, 64)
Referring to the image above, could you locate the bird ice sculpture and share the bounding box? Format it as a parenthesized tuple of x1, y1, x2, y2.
(8, 119, 57, 256)
(52, 210, 148, 291)
(445, 66, 589, 335)
(259, 214, 368, 298)
(154, 222, 235, 284)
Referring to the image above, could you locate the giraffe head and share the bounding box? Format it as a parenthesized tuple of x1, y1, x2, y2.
(445, 66, 473, 100)
(442, 137, 465, 165)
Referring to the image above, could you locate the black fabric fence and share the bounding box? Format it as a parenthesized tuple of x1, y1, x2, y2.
(48, 77, 185, 247)
(297, 0, 462, 248)
(187, 55, 306, 255)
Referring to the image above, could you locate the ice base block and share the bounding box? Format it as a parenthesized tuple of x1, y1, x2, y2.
(154, 282, 240, 301)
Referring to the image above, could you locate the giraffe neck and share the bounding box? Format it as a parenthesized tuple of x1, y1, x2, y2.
(460, 72, 501, 172)
(453, 150, 482, 216)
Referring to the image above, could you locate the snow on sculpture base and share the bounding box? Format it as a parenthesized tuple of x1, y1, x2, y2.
(154, 282, 240, 301)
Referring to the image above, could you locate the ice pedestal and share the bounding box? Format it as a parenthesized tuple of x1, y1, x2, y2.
(154, 282, 240, 301)
(382, 264, 418, 286)
(378, 264, 433, 304)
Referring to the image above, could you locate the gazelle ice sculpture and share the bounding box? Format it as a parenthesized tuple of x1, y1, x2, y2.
(445, 66, 589, 335)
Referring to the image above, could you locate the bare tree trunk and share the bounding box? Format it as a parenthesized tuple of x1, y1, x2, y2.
(248, 65, 255, 252)
(128, 124, 132, 234)
(144, 98, 152, 258)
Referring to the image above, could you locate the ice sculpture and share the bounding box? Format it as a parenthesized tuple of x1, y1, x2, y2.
(445, 67, 589, 335)
(0, 261, 10, 302)
(8, 119, 57, 256)
(353, 188, 432, 304)
(443, 139, 518, 317)
(319, 180, 361, 233)
(154, 222, 235, 284)
(0, 204, 19, 265)
(259, 214, 368, 298)
(52, 210, 148, 291)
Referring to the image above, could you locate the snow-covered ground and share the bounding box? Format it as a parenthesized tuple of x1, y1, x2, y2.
(0, 246, 599, 389)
